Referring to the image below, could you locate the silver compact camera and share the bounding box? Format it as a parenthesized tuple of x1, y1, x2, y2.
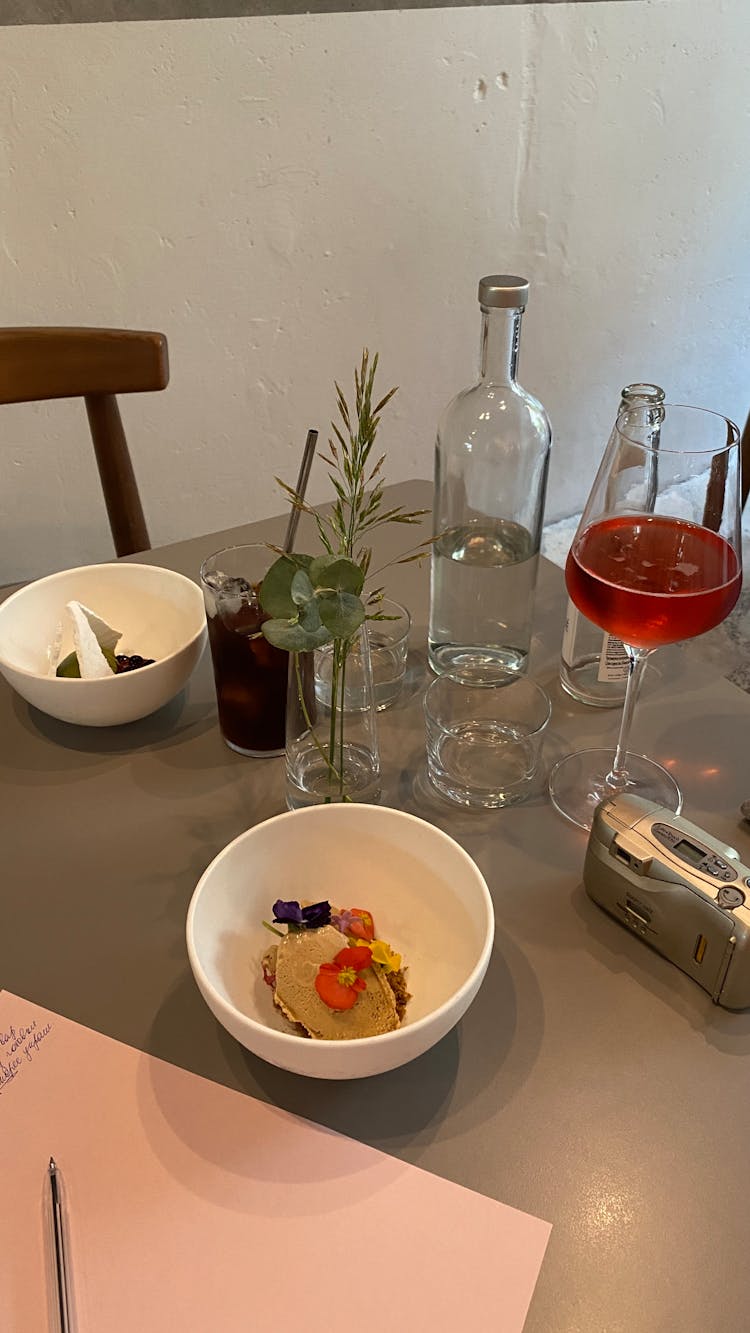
(584, 794, 750, 1009)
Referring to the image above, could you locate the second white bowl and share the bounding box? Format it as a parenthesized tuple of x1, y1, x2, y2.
(0, 561, 206, 726)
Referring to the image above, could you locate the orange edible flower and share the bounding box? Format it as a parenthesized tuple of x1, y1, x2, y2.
(315, 946, 372, 1011)
(346, 909, 375, 943)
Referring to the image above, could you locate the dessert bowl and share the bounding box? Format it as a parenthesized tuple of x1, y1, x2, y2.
(186, 803, 495, 1080)
(0, 562, 206, 726)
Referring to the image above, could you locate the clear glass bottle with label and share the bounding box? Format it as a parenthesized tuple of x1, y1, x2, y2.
(428, 275, 552, 678)
(559, 383, 665, 707)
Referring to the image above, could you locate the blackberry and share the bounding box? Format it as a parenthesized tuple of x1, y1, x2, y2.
(115, 654, 155, 673)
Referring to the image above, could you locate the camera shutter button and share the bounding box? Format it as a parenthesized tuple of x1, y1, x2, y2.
(717, 885, 746, 909)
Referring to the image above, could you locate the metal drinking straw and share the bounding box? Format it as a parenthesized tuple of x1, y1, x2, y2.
(283, 428, 318, 554)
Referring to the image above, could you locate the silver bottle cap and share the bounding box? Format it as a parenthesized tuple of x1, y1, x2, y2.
(478, 275, 529, 310)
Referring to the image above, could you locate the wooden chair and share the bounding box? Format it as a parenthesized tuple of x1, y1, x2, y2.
(0, 327, 169, 557)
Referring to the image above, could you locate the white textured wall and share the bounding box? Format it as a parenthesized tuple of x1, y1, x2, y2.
(1, 1, 749, 581)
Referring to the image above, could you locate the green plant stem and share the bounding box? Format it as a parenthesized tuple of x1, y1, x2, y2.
(327, 643, 340, 803)
(262, 920, 285, 938)
(294, 652, 342, 791)
(338, 639, 348, 794)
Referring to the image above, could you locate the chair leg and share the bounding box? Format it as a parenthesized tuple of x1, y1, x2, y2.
(85, 393, 150, 557)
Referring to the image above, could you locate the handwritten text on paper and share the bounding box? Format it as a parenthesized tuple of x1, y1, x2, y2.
(0, 1019, 53, 1094)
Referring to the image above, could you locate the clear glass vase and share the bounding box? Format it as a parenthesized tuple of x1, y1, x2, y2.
(285, 624, 381, 808)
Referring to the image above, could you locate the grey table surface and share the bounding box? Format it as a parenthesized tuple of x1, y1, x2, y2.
(2, 480, 749, 1333)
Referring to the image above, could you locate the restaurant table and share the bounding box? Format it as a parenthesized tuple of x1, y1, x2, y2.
(2, 480, 749, 1332)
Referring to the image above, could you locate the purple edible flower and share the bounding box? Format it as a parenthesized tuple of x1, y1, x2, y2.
(272, 899, 304, 926)
(272, 899, 331, 930)
(300, 900, 332, 929)
(331, 908, 356, 935)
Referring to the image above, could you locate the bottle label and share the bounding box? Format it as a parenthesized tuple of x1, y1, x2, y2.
(597, 633, 630, 683)
(561, 603, 578, 662)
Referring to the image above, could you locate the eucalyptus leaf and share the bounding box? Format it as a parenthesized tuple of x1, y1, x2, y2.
(298, 597, 323, 632)
(291, 569, 315, 607)
(317, 591, 366, 638)
(260, 555, 312, 618)
(308, 554, 337, 587)
(262, 618, 332, 651)
(309, 554, 364, 596)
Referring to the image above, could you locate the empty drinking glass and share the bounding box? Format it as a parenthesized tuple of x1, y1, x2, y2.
(424, 669, 551, 808)
(315, 598, 411, 712)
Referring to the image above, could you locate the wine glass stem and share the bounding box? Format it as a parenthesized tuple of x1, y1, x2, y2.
(606, 646, 653, 788)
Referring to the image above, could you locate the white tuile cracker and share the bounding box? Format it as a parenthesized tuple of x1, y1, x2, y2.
(47, 619, 65, 676)
(73, 603, 121, 654)
(66, 602, 122, 678)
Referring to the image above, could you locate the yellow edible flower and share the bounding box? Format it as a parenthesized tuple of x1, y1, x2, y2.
(369, 939, 401, 973)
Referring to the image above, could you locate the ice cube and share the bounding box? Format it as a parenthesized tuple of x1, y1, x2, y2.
(203, 571, 253, 597)
(203, 570, 258, 619)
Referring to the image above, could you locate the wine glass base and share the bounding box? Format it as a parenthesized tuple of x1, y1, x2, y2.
(548, 747, 682, 833)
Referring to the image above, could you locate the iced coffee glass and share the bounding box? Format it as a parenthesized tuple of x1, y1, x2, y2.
(200, 544, 287, 757)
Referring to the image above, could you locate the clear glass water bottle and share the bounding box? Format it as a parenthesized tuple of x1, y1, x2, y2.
(428, 275, 551, 677)
(559, 383, 665, 707)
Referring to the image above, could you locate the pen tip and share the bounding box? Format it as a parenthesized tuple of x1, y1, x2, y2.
(49, 1156, 56, 1171)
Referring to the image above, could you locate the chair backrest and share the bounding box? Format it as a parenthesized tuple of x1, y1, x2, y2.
(0, 327, 169, 557)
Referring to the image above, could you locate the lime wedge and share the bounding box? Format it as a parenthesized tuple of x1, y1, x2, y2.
(56, 652, 81, 678)
(56, 645, 118, 678)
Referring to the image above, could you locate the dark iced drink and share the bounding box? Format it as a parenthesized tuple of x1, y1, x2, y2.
(201, 547, 287, 757)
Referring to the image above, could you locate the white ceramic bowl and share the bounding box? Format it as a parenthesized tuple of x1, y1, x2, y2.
(187, 803, 494, 1080)
(0, 562, 207, 726)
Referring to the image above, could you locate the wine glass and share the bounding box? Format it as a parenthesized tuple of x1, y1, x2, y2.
(549, 403, 742, 831)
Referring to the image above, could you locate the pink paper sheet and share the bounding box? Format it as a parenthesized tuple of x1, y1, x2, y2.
(0, 992, 550, 1331)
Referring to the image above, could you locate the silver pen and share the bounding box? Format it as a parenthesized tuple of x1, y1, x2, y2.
(48, 1157, 72, 1333)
